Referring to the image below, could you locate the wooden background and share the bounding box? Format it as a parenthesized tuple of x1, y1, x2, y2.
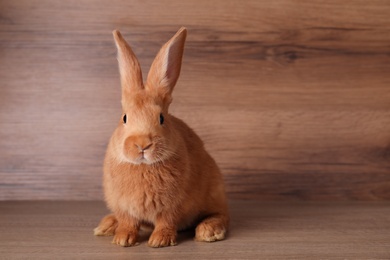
(0, 0, 389, 201)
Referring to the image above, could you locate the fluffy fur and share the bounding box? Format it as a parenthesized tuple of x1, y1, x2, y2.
(94, 27, 229, 248)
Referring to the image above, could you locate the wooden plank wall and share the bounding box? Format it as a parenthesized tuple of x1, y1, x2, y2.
(0, 0, 389, 200)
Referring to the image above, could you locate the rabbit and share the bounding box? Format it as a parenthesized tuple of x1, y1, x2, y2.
(93, 27, 229, 248)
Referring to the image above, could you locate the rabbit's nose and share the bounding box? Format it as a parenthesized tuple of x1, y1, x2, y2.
(125, 135, 153, 152)
(135, 143, 153, 152)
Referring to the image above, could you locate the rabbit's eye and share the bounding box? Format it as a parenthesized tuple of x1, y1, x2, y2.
(123, 114, 127, 124)
(159, 113, 164, 125)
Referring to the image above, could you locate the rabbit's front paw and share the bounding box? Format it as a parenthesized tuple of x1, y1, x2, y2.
(112, 229, 138, 247)
(148, 228, 177, 248)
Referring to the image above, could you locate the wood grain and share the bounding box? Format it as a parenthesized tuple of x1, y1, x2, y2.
(0, 201, 389, 259)
(0, 0, 390, 200)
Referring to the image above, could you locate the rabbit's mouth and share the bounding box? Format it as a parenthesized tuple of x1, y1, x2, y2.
(138, 152, 150, 163)
(127, 151, 157, 165)
(122, 135, 163, 165)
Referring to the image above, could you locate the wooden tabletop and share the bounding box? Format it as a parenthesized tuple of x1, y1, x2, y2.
(0, 200, 389, 259)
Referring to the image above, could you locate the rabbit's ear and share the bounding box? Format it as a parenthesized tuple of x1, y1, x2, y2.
(113, 30, 143, 95)
(146, 27, 187, 100)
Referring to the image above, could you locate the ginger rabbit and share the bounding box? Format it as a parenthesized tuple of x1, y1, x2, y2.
(94, 27, 229, 248)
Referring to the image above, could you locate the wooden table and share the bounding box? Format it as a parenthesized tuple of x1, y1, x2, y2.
(0, 201, 389, 259)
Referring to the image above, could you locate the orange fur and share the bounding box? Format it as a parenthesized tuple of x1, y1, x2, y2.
(94, 27, 229, 248)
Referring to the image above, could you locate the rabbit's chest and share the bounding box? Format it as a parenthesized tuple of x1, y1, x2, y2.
(112, 169, 178, 222)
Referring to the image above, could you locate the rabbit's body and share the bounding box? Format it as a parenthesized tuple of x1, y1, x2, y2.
(94, 27, 229, 248)
(104, 115, 227, 230)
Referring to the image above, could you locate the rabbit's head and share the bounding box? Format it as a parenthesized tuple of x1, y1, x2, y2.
(111, 28, 187, 165)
